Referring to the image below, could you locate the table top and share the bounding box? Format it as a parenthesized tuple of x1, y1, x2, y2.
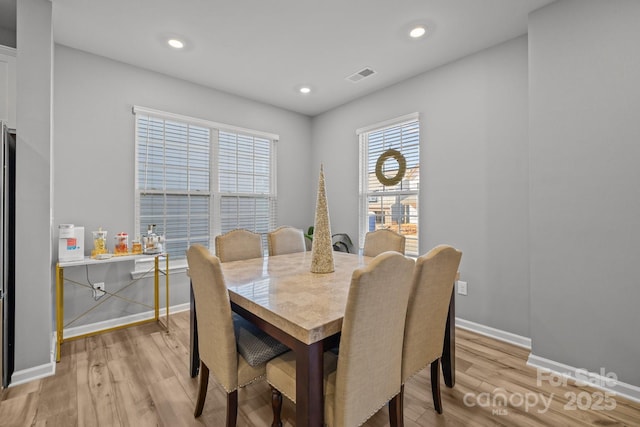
(221, 251, 372, 345)
(57, 253, 165, 268)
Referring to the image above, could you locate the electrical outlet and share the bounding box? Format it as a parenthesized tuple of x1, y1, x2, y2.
(93, 282, 106, 298)
(457, 280, 468, 296)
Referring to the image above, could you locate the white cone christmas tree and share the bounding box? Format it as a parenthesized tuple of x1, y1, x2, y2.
(310, 164, 334, 273)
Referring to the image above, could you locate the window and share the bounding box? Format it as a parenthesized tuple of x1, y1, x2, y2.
(136, 116, 211, 258)
(217, 131, 276, 239)
(134, 107, 277, 259)
(358, 113, 420, 256)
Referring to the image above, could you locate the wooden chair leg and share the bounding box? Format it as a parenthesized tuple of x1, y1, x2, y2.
(388, 385, 404, 427)
(431, 359, 443, 414)
(270, 386, 283, 427)
(194, 362, 210, 417)
(227, 390, 238, 427)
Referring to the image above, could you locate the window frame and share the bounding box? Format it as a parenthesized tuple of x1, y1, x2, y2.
(357, 112, 420, 257)
(133, 106, 278, 266)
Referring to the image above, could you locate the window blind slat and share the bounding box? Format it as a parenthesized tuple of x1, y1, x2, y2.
(136, 112, 276, 258)
(359, 118, 420, 256)
(136, 114, 211, 257)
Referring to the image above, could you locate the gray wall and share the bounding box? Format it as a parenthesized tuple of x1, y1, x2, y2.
(15, 0, 639, 392)
(14, 0, 53, 370)
(312, 36, 530, 337)
(529, 0, 640, 386)
(0, 0, 16, 49)
(0, 27, 16, 50)
(53, 45, 313, 326)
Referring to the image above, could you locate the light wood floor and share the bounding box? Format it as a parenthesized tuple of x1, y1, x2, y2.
(1, 311, 639, 426)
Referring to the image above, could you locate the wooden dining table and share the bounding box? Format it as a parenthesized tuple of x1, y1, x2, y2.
(189, 251, 457, 427)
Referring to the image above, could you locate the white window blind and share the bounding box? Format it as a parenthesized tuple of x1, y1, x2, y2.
(358, 113, 420, 256)
(134, 107, 277, 259)
(136, 115, 211, 258)
(217, 130, 277, 247)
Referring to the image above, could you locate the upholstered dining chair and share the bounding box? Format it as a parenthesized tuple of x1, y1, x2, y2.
(400, 245, 462, 415)
(267, 226, 306, 256)
(267, 251, 415, 427)
(215, 228, 263, 262)
(187, 245, 287, 426)
(190, 229, 266, 378)
(362, 228, 406, 257)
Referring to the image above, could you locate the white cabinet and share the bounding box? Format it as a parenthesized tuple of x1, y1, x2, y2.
(0, 46, 16, 129)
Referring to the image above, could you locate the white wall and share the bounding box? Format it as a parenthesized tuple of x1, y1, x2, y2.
(0, 46, 16, 128)
(312, 36, 530, 337)
(529, 0, 640, 387)
(53, 45, 313, 326)
(14, 0, 53, 371)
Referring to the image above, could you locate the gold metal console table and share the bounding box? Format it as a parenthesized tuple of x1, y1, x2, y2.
(55, 254, 169, 362)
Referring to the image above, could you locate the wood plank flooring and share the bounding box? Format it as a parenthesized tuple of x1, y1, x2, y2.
(1, 311, 639, 426)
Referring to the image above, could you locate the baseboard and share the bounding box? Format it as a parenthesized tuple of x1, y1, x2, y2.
(63, 302, 190, 339)
(9, 303, 191, 388)
(9, 330, 58, 387)
(455, 317, 532, 349)
(527, 354, 640, 403)
(456, 318, 640, 403)
(10, 344, 56, 388)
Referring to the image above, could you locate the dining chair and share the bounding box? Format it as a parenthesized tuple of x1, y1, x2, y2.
(362, 228, 406, 257)
(267, 225, 306, 256)
(400, 244, 462, 416)
(267, 251, 415, 427)
(187, 244, 287, 426)
(190, 229, 267, 377)
(216, 228, 287, 361)
(215, 228, 263, 262)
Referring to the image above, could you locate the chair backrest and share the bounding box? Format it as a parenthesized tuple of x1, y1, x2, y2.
(401, 245, 462, 383)
(267, 226, 306, 256)
(332, 233, 355, 254)
(332, 251, 415, 427)
(215, 229, 263, 263)
(186, 244, 239, 392)
(362, 228, 406, 257)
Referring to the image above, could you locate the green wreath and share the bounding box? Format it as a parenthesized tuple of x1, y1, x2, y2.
(375, 149, 406, 186)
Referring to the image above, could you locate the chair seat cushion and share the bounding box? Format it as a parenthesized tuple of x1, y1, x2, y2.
(266, 350, 339, 403)
(233, 314, 289, 367)
(237, 352, 268, 388)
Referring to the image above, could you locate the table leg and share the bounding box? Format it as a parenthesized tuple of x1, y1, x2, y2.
(227, 301, 327, 427)
(189, 280, 200, 378)
(442, 287, 455, 388)
(295, 340, 324, 427)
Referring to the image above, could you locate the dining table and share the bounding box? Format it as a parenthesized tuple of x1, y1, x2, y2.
(188, 250, 457, 427)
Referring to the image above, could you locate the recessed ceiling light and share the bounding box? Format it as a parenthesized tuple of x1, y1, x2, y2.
(168, 39, 185, 49)
(409, 26, 426, 38)
(299, 86, 311, 94)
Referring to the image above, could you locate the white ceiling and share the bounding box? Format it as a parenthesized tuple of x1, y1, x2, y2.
(52, 0, 554, 116)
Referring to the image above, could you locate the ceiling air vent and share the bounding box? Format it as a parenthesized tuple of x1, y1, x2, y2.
(346, 67, 376, 83)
